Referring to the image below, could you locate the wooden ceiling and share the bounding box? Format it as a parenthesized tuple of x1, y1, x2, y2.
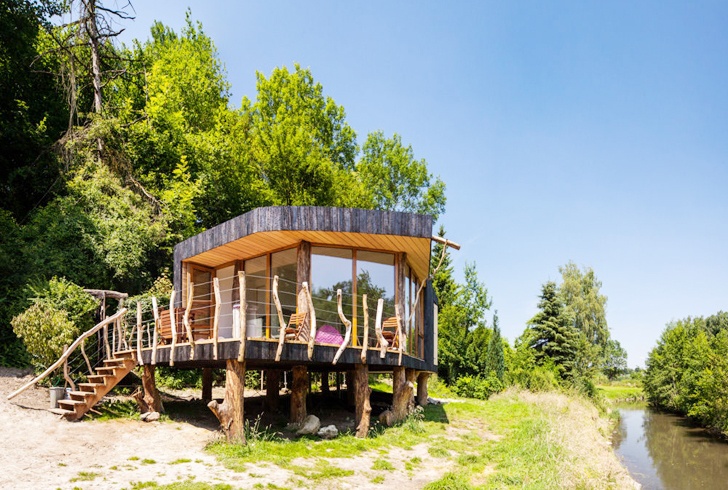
(184, 230, 433, 280)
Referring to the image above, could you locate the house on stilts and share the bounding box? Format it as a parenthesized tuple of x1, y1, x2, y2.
(8, 206, 458, 439)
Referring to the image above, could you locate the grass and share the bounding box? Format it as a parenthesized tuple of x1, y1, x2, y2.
(70, 471, 101, 482)
(597, 383, 644, 402)
(204, 388, 634, 489)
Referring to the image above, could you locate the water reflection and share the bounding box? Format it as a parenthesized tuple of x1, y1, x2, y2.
(614, 406, 728, 489)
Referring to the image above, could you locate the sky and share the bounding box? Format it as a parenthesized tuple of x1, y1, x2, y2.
(107, 1, 728, 367)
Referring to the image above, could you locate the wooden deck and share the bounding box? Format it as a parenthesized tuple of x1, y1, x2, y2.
(138, 338, 434, 372)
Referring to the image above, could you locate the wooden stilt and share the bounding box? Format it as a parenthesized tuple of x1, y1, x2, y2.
(346, 371, 355, 406)
(290, 366, 308, 424)
(208, 359, 246, 442)
(417, 372, 431, 406)
(406, 368, 416, 412)
(321, 370, 330, 394)
(141, 364, 164, 413)
(354, 364, 371, 438)
(265, 369, 281, 412)
(151, 297, 160, 365)
(392, 366, 414, 423)
(202, 367, 213, 402)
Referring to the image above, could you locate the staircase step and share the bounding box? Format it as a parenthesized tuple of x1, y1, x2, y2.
(58, 399, 87, 411)
(69, 391, 96, 401)
(95, 366, 119, 374)
(78, 382, 104, 392)
(87, 375, 108, 384)
(50, 408, 75, 416)
(103, 358, 127, 366)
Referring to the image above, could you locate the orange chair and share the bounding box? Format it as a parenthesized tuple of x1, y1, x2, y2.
(285, 312, 310, 341)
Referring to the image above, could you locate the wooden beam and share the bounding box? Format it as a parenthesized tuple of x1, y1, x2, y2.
(202, 367, 213, 402)
(169, 290, 177, 366)
(430, 235, 461, 250)
(291, 365, 308, 425)
(151, 297, 160, 365)
(212, 277, 221, 360)
(142, 364, 164, 413)
(354, 364, 371, 438)
(208, 359, 246, 442)
(417, 372, 430, 406)
(265, 369, 280, 412)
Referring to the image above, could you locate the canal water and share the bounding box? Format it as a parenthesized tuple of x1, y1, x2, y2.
(613, 405, 728, 489)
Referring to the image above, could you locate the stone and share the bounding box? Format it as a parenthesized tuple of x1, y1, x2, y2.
(317, 425, 338, 439)
(296, 414, 321, 435)
(140, 411, 150, 421)
(144, 411, 160, 422)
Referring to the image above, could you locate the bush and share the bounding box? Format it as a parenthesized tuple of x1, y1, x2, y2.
(11, 277, 97, 370)
(453, 374, 504, 400)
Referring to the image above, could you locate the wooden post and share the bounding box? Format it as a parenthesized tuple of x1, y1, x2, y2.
(136, 301, 142, 362)
(406, 368, 416, 412)
(142, 364, 164, 413)
(212, 277, 221, 360)
(184, 274, 195, 360)
(392, 366, 414, 423)
(169, 290, 177, 366)
(103, 323, 110, 360)
(273, 276, 286, 362)
(354, 364, 371, 438)
(237, 271, 246, 362)
(346, 371, 355, 406)
(417, 372, 431, 406)
(151, 297, 160, 365)
(321, 370, 330, 394)
(208, 359, 246, 442)
(360, 294, 369, 363)
(202, 367, 213, 402)
(265, 369, 281, 412)
(333, 289, 352, 365)
(375, 298, 387, 358)
(62, 345, 76, 392)
(290, 365, 308, 424)
(303, 282, 317, 360)
(111, 316, 116, 354)
(80, 339, 93, 375)
(395, 304, 405, 366)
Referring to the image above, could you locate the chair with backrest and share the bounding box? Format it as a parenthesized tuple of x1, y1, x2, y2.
(377, 315, 401, 350)
(285, 311, 310, 342)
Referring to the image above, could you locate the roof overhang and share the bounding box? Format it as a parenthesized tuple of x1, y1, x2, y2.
(173, 207, 434, 282)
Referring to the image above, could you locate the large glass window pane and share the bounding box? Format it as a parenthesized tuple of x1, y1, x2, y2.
(356, 251, 395, 346)
(191, 267, 212, 339)
(311, 247, 353, 336)
(245, 256, 267, 337)
(271, 248, 297, 336)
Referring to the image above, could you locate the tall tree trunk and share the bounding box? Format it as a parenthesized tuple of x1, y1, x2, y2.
(354, 364, 371, 438)
(290, 366, 308, 424)
(201, 367, 213, 402)
(141, 365, 163, 413)
(208, 360, 246, 442)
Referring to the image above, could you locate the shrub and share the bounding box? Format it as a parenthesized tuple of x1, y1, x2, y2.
(453, 374, 504, 400)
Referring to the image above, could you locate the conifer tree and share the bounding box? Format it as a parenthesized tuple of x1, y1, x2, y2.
(487, 310, 505, 381)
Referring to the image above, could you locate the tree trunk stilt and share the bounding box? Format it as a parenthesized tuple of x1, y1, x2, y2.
(265, 369, 281, 412)
(417, 372, 431, 406)
(406, 369, 417, 412)
(208, 359, 246, 442)
(290, 366, 308, 425)
(346, 371, 355, 406)
(354, 364, 371, 438)
(202, 367, 213, 402)
(392, 366, 414, 423)
(321, 370, 330, 394)
(142, 364, 164, 413)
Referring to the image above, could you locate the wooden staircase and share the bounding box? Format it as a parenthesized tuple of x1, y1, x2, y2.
(53, 351, 137, 421)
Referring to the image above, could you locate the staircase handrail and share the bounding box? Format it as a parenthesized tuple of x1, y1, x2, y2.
(7, 308, 128, 400)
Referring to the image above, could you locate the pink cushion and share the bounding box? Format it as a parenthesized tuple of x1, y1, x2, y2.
(315, 325, 344, 345)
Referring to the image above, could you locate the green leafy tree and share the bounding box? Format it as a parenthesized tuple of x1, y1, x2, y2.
(357, 131, 446, 219)
(486, 311, 505, 382)
(602, 339, 628, 380)
(527, 281, 578, 380)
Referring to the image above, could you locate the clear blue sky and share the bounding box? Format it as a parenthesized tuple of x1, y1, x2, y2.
(112, 1, 728, 367)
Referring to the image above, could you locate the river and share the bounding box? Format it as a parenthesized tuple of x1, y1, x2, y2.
(613, 405, 728, 489)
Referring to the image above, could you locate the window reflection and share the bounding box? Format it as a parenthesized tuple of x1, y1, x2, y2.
(271, 249, 297, 337)
(311, 247, 353, 334)
(356, 251, 395, 345)
(244, 256, 267, 338)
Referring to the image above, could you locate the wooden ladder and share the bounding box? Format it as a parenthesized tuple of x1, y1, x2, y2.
(53, 351, 137, 421)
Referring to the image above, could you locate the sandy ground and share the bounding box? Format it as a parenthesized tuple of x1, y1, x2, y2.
(0, 368, 450, 490)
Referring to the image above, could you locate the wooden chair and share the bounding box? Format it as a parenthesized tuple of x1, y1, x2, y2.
(158, 308, 194, 344)
(377, 316, 401, 350)
(285, 312, 310, 342)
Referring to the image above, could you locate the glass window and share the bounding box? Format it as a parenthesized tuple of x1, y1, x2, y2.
(311, 247, 353, 334)
(270, 248, 297, 336)
(356, 251, 395, 345)
(191, 266, 213, 339)
(245, 256, 267, 338)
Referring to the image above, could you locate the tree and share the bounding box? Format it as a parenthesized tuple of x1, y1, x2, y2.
(430, 225, 457, 307)
(602, 339, 628, 380)
(527, 281, 578, 379)
(486, 311, 505, 382)
(559, 262, 609, 376)
(249, 64, 363, 207)
(357, 131, 446, 220)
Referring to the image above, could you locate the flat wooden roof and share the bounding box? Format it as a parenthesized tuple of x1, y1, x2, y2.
(173, 206, 434, 281)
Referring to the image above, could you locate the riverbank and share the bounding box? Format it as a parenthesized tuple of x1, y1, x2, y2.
(2, 366, 638, 489)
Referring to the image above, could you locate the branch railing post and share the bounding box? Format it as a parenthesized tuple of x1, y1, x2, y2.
(169, 289, 177, 366)
(237, 272, 246, 362)
(213, 277, 221, 360)
(151, 297, 159, 365)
